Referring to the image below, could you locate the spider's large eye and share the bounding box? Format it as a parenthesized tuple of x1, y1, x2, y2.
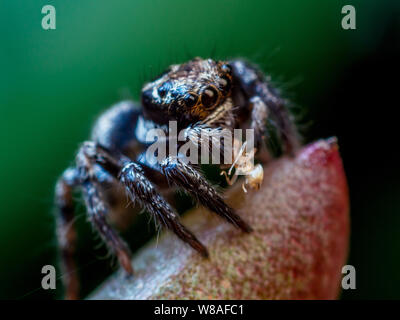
(218, 76, 231, 95)
(183, 93, 198, 108)
(201, 86, 219, 109)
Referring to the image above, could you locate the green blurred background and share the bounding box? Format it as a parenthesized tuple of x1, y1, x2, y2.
(0, 0, 399, 299)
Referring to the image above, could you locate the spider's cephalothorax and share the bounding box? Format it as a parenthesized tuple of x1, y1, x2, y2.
(54, 57, 300, 299)
(141, 58, 233, 126)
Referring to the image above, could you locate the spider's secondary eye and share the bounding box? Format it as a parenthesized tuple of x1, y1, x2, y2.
(221, 64, 232, 74)
(218, 76, 231, 94)
(183, 93, 198, 108)
(201, 86, 219, 109)
(158, 81, 172, 98)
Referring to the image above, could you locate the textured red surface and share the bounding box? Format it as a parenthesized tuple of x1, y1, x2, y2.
(91, 138, 349, 300)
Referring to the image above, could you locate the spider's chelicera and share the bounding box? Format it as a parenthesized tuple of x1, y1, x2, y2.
(54, 57, 300, 299)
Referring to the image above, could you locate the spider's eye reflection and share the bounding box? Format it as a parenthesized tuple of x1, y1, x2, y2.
(183, 93, 198, 108)
(201, 86, 219, 109)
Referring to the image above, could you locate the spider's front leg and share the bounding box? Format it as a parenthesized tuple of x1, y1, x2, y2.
(230, 59, 300, 154)
(160, 155, 252, 233)
(82, 142, 209, 257)
(119, 162, 208, 256)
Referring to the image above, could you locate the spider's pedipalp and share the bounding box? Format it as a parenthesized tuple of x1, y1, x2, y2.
(249, 96, 269, 149)
(230, 59, 300, 155)
(160, 156, 252, 233)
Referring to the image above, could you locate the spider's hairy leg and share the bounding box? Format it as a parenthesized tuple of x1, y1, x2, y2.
(54, 167, 80, 300)
(160, 156, 252, 233)
(119, 162, 209, 257)
(77, 143, 133, 275)
(80, 142, 208, 257)
(81, 180, 133, 273)
(229, 59, 300, 155)
(249, 96, 269, 149)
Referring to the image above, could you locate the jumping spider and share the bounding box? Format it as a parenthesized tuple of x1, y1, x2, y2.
(54, 57, 299, 299)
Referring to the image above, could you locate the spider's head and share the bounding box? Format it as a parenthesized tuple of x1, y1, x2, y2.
(141, 58, 233, 126)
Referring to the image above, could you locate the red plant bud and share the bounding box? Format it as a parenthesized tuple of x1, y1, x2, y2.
(91, 138, 350, 300)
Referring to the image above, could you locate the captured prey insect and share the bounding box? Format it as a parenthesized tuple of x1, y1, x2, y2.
(220, 139, 264, 193)
(54, 57, 300, 299)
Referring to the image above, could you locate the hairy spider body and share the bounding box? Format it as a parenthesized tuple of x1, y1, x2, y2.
(54, 58, 299, 299)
